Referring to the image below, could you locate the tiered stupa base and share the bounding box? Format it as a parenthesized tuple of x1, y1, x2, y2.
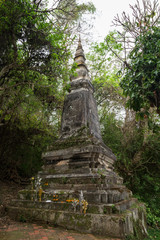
(7, 139, 147, 239)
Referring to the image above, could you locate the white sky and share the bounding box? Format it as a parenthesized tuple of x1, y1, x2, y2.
(89, 0, 136, 40)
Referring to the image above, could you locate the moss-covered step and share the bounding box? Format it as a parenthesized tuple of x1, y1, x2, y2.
(114, 198, 138, 212)
(42, 183, 102, 191)
(18, 187, 131, 204)
(6, 203, 147, 239)
(10, 199, 121, 214)
(36, 172, 123, 186)
(11, 197, 138, 214)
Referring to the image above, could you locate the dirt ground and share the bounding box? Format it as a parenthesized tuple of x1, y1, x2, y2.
(0, 180, 24, 227)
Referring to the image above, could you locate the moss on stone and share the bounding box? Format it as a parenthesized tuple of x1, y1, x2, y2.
(122, 204, 147, 240)
(125, 219, 147, 240)
(18, 189, 36, 200)
(48, 169, 57, 174)
(72, 213, 92, 230)
(48, 126, 94, 151)
(88, 205, 99, 214)
(112, 204, 119, 214)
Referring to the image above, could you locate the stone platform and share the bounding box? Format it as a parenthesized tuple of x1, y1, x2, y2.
(7, 141, 147, 239)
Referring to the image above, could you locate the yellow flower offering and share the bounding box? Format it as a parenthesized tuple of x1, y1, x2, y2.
(38, 186, 44, 202)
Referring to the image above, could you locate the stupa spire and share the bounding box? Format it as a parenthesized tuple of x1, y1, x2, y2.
(70, 35, 90, 81)
(77, 35, 83, 50)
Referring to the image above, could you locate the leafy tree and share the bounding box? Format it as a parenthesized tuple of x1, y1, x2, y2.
(0, 0, 95, 123)
(0, 0, 95, 180)
(110, 0, 160, 116)
(121, 27, 160, 115)
(100, 109, 160, 227)
(0, 0, 68, 125)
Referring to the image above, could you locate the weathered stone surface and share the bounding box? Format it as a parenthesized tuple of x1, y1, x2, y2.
(61, 90, 102, 140)
(42, 143, 116, 170)
(60, 36, 102, 141)
(7, 203, 147, 238)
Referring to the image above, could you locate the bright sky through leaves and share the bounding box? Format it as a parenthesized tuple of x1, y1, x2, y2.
(48, 0, 137, 41)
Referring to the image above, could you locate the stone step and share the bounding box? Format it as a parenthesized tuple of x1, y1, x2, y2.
(40, 173, 99, 179)
(36, 172, 122, 186)
(42, 160, 93, 173)
(39, 173, 102, 185)
(18, 188, 131, 204)
(44, 152, 95, 163)
(40, 167, 120, 175)
(39, 171, 123, 184)
(6, 203, 147, 238)
(43, 183, 102, 191)
(114, 198, 138, 212)
(11, 198, 137, 215)
(41, 167, 92, 175)
(10, 199, 119, 214)
(41, 182, 125, 191)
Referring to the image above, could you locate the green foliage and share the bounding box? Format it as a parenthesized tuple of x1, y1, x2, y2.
(19, 215, 26, 223)
(146, 206, 160, 228)
(144, 227, 160, 240)
(0, 0, 95, 180)
(115, 132, 160, 227)
(54, 0, 96, 22)
(0, 122, 56, 180)
(101, 112, 123, 154)
(121, 27, 160, 115)
(0, 0, 71, 127)
(101, 111, 160, 228)
(87, 32, 124, 115)
(0, 0, 66, 74)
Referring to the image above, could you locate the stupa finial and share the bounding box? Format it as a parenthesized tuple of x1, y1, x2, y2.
(74, 34, 85, 59)
(70, 35, 90, 81)
(77, 35, 82, 50)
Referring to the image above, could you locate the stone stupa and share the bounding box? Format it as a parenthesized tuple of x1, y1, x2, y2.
(8, 37, 147, 239)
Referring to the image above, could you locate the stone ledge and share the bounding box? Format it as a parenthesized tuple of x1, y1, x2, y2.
(7, 204, 147, 238)
(43, 143, 116, 164)
(10, 200, 117, 214)
(10, 198, 139, 215)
